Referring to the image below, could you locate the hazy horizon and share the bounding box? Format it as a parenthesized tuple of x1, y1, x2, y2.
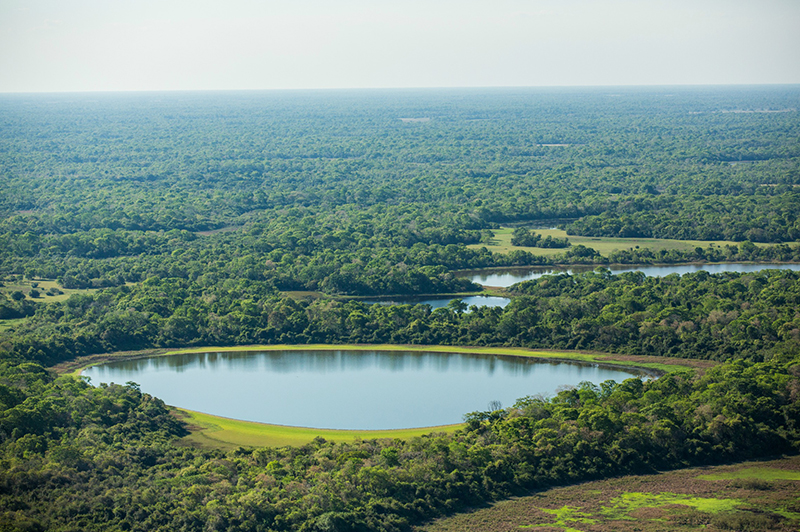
(2, 83, 800, 97)
(2, 0, 799, 94)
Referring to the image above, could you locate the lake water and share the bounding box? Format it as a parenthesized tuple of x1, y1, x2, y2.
(364, 294, 511, 310)
(82, 350, 644, 430)
(365, 263, 800, 308)
(464, 263, 800, 288)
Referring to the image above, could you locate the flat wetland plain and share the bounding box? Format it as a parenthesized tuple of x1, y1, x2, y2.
(61, 344, 708, 448)
(471, 228, 775, 257)
(418, 455, 800, 532)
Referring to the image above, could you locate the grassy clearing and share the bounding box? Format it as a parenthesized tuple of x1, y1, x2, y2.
(520, 506, 596, 530)
(0, 278, 101, 303)
(698, 467, 800, 481)
(419, 455, 800, 532)
(470, 227, 771, 257)
(601, 492, 742, 519)
(174, 409, 461, 450)
(0, 317, 28, 332)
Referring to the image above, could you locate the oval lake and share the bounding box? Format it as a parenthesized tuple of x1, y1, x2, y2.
(82, 350, 646, 430)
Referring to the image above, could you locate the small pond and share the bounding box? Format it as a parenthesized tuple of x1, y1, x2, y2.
(363, 294, 510, 310)
(463, 263, 800, 288)
(82, 350, 646, 430)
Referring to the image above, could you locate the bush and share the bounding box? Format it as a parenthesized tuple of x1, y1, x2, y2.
(712, 511, 780, 531)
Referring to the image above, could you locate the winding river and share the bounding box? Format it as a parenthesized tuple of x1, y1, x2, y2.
(462, 262, 800, 288)
(365, 263, 800, 309)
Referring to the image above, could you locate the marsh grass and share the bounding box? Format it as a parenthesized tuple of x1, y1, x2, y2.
(471, 227, 773, 257)
(418, 456, 800, 532)
(699, 467, 800, 481)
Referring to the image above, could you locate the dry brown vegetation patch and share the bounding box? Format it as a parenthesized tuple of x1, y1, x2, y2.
(419, 456, 800, 532)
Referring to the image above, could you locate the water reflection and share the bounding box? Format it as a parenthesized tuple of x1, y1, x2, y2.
(463, 263, 800, 288)
(364, 294, 511, 309)
(83, 350, 644, 430)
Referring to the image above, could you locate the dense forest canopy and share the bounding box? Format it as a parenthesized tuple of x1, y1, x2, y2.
(3, 87, 799, 229)
(1, 86, 800, 531)
(1, 86, 799, 295)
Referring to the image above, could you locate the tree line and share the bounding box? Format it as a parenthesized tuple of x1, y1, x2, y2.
(2, 86, 800, 531)
(0, 351, 797, 531)
(3, 269, 800, 366)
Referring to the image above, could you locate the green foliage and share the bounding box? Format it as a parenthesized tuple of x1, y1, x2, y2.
(2, 86, 800, 531)
(511, 228, 570, 248)
(0, 356, 797, 531)
(2, 88, 799, 298)
(3, 269, 800, 365)
(567, 193, 800, 243)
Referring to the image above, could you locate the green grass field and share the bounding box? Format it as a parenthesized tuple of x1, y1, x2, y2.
(698, 467, 800, 481)
(470, 227, 770, 257)
(0, 278, 101, 303)
(63, 344, 705, 449)
(0, 317, 28, 332)
(175, 409, 461, 450)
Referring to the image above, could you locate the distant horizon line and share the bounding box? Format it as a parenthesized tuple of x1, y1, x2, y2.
(2, 82, 800, 96)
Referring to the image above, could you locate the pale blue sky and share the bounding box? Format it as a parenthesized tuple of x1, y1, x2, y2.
(1, 0, 798, 92)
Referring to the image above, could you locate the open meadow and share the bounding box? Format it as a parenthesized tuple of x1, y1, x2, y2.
(0, 278, 98, 303)
(471, 227, 776, 257)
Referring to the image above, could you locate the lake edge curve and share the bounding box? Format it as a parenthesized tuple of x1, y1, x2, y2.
(65, 344, 690, 379)
(63, 344, 706, 448)
(174, 408, 463, 450)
